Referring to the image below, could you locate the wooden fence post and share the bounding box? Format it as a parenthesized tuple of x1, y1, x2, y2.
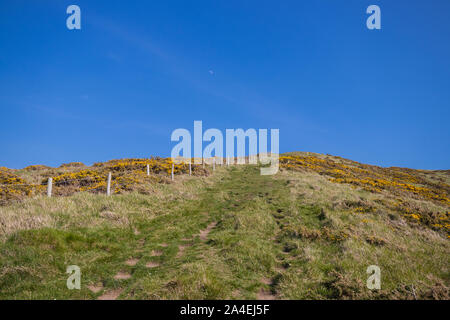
(189, 162, 192, 176)
(47, 177, 52, 198)
(213, 158, 216, 171)
(107, 172, 111, 196)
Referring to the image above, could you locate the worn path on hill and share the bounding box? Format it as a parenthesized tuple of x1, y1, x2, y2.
(100, 165, 295, 300)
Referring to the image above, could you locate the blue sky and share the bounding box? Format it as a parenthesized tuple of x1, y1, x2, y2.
(0, 0, 449, 169)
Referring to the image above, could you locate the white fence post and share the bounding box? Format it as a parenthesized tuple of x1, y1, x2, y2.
(171, 163, 174, 181)
(47, 177, 52, 198)
(146, 164, 150, 176)
(107, 172, 111, 196)
(189, 162, 192, 176)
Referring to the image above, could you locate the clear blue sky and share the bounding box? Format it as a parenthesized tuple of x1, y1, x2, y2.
(1, 0, 449, 169)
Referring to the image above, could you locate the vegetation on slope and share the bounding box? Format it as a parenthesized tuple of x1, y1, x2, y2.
(0, 153, 448, 299)
(0, 158, 207, 204)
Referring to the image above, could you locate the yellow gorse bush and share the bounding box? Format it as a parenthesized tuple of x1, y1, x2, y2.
(0, 158, 209, 204)
(280, 155, 450, 236)
(280, 155, 450, 205)
(0, 167, 45, 204)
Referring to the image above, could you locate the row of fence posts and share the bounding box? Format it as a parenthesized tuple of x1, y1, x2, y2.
(45, 157, 254, 198)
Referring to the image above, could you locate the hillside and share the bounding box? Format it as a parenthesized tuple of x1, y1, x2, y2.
(0, 153, 449, 299)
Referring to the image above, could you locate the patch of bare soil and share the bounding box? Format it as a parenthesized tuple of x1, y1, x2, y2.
(145, 261, 160, 268)
(151, 250, 163, 256)
(98, 288, 123, 300)
(125, 258, 139, 266)
(199, 221, 217, 240)
(113, 271, 131, 280)
(257, 277, 277, 300)
(87, 284, 103, 293)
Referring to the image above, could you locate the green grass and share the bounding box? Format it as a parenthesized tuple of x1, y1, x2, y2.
(0, 164, 448, 299)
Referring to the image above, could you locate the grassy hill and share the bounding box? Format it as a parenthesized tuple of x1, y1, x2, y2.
(0, 153, 448, 299)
